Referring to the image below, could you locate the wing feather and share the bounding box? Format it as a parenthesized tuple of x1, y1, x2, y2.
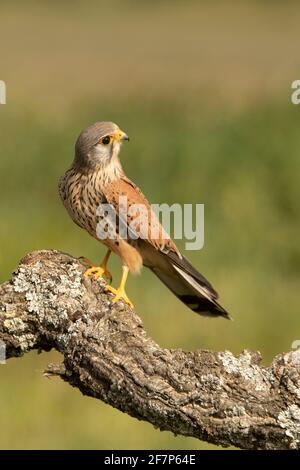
(104, 176, 179, 253)
(103, 175, 229, 318)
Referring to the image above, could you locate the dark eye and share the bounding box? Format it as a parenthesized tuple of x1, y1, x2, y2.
(101, 135, 111, 145)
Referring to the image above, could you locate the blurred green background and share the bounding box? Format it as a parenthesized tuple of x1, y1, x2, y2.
(1, 0, 300, 449)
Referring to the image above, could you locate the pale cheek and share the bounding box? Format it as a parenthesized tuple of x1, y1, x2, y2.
(94, 144, 110, 161)
(112, 142, 121, 158)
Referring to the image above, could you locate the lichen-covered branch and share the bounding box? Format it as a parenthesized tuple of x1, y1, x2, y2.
(0, 250, 300, 450)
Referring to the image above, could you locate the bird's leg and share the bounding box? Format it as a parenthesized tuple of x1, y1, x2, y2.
(82, 249, 112, 283)
(105, 266, 133, 308)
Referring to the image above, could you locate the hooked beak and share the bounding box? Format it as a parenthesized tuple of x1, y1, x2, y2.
(116, 130, 130, 142)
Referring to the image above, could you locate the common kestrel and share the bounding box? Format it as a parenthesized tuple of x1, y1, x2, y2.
(59, 122, 229, 319)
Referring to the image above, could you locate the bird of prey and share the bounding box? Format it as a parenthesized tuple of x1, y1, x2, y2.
(59, 122, 229, 319)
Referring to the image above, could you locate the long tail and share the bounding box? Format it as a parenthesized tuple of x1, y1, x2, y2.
(150, 252, 231, 319)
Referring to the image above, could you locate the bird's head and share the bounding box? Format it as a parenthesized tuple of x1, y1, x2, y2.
(74, 121, 129, 170)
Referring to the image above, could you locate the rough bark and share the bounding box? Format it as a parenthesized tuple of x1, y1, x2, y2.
(0, 250, 299, 450)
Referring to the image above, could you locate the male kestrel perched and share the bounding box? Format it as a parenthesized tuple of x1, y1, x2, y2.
(59, 122, 229, 318)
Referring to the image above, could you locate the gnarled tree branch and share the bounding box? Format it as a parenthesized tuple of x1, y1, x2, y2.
(0, 250, 299, 450)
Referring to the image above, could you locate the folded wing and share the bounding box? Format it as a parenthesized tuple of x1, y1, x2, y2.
(103, 176, 230, 319)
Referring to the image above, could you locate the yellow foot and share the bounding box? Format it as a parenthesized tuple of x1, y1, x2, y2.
(105, 285, 134, 308)
(79, 254, 112, 283)
(84, 266, 112, 282)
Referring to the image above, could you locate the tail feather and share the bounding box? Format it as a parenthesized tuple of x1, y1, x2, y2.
(151, 253, 230, 319)
(166, 252, 219, 299)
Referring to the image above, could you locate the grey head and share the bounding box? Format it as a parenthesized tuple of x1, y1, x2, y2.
(74, 121, 129, 169)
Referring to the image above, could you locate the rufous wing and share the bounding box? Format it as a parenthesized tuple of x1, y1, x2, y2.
(103, 176, 230, 319)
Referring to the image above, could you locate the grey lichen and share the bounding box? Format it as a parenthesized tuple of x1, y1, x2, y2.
(226, 404, 247, 417)
(57, 267, 82, 297)
(286, 349, 300, 366)
(200, 373, 223, 391)
(17, 333, 36, 351)
(11, 258, 86, 352)
(56, 314, 94, 351)
(278, 404, 300, 449)
(218, 350, 274, 392)
(13, 261, 83, 321)
(3, 317, 26, 333)
(3, 316, 36, 351)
